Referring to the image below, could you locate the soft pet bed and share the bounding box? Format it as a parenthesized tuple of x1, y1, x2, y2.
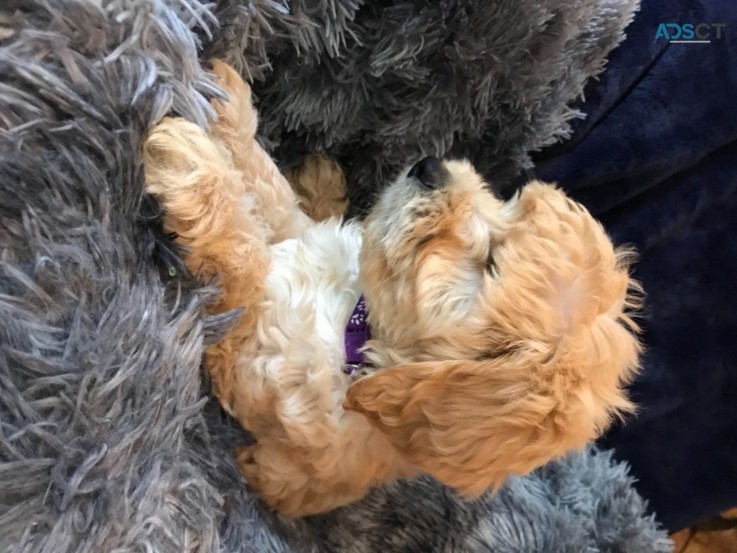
(0, 1, 670, 551)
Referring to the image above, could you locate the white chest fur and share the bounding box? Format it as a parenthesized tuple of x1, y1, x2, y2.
(250, 219, 364, 419)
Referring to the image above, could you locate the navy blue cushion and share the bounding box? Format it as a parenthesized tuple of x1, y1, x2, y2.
(532, 0, 737, 532)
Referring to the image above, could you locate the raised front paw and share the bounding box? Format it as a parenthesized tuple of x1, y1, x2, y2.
(143, 117, 219, 200)
(143, 116, 242, 243)
(209, 60, 258, 143)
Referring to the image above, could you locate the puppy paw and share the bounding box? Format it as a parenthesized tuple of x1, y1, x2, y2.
(143, 117, 227, 201)
(209, 60, 257, 142)
(286, 153, 348, 221)
(143, 115, 248, 244)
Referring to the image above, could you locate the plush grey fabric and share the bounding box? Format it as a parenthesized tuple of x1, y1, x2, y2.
(208, 0, 641, 213)
(0, 0, 670, 551)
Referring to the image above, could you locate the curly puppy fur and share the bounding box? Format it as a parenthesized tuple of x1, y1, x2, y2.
(143, 62, 641, 517)
(144, 60, 311, 421)
(145, 62, 409, 517)
(346, 168, 641, 494)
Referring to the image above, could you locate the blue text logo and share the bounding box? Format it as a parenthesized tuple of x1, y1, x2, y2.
(655, 23, 726, 43)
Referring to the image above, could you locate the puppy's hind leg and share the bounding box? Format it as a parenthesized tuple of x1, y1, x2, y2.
(236, 441, 352, 518)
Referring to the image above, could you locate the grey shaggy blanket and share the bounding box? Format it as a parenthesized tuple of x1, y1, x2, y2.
(0, 1, 670, 552)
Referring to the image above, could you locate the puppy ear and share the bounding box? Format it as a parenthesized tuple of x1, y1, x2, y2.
(343, 339, 637, 495)
(343, 359, 541, 494)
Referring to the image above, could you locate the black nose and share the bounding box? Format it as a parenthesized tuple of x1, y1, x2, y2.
(408, 156, 444, 189)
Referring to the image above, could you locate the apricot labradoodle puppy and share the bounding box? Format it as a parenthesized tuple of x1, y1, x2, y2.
(143, 61, 641, 518)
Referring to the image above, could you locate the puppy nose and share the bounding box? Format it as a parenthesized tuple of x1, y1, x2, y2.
(408, 156, 443, 189)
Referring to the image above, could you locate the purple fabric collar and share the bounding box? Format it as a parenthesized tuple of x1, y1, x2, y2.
(344, 295, 371, 367)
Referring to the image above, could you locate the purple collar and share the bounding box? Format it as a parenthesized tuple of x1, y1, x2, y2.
(344, 295, 371, 370)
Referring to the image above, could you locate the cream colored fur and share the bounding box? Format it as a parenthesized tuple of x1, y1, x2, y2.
(143, 61, 641, 518)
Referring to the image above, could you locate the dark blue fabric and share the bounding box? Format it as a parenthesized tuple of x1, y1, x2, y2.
(531, 0, 737, 533)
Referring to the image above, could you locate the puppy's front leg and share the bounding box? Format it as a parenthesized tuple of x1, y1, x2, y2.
(285, 153, 349, 222)
(143, 116, 268, 418)
(209, 60, 312, 241)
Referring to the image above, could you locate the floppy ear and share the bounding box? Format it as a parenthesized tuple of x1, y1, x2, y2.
(343, 359, 550, 494)
(343, 342, 637, 495)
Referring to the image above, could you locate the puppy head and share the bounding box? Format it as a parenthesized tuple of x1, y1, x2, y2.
(346, 157, 641, 495)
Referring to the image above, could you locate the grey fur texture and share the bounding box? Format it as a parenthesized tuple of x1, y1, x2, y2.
(0, 0, 669, 551)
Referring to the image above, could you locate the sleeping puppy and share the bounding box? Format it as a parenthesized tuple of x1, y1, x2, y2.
(143, 61, 641, 518)
(346, 158, 641, 495)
